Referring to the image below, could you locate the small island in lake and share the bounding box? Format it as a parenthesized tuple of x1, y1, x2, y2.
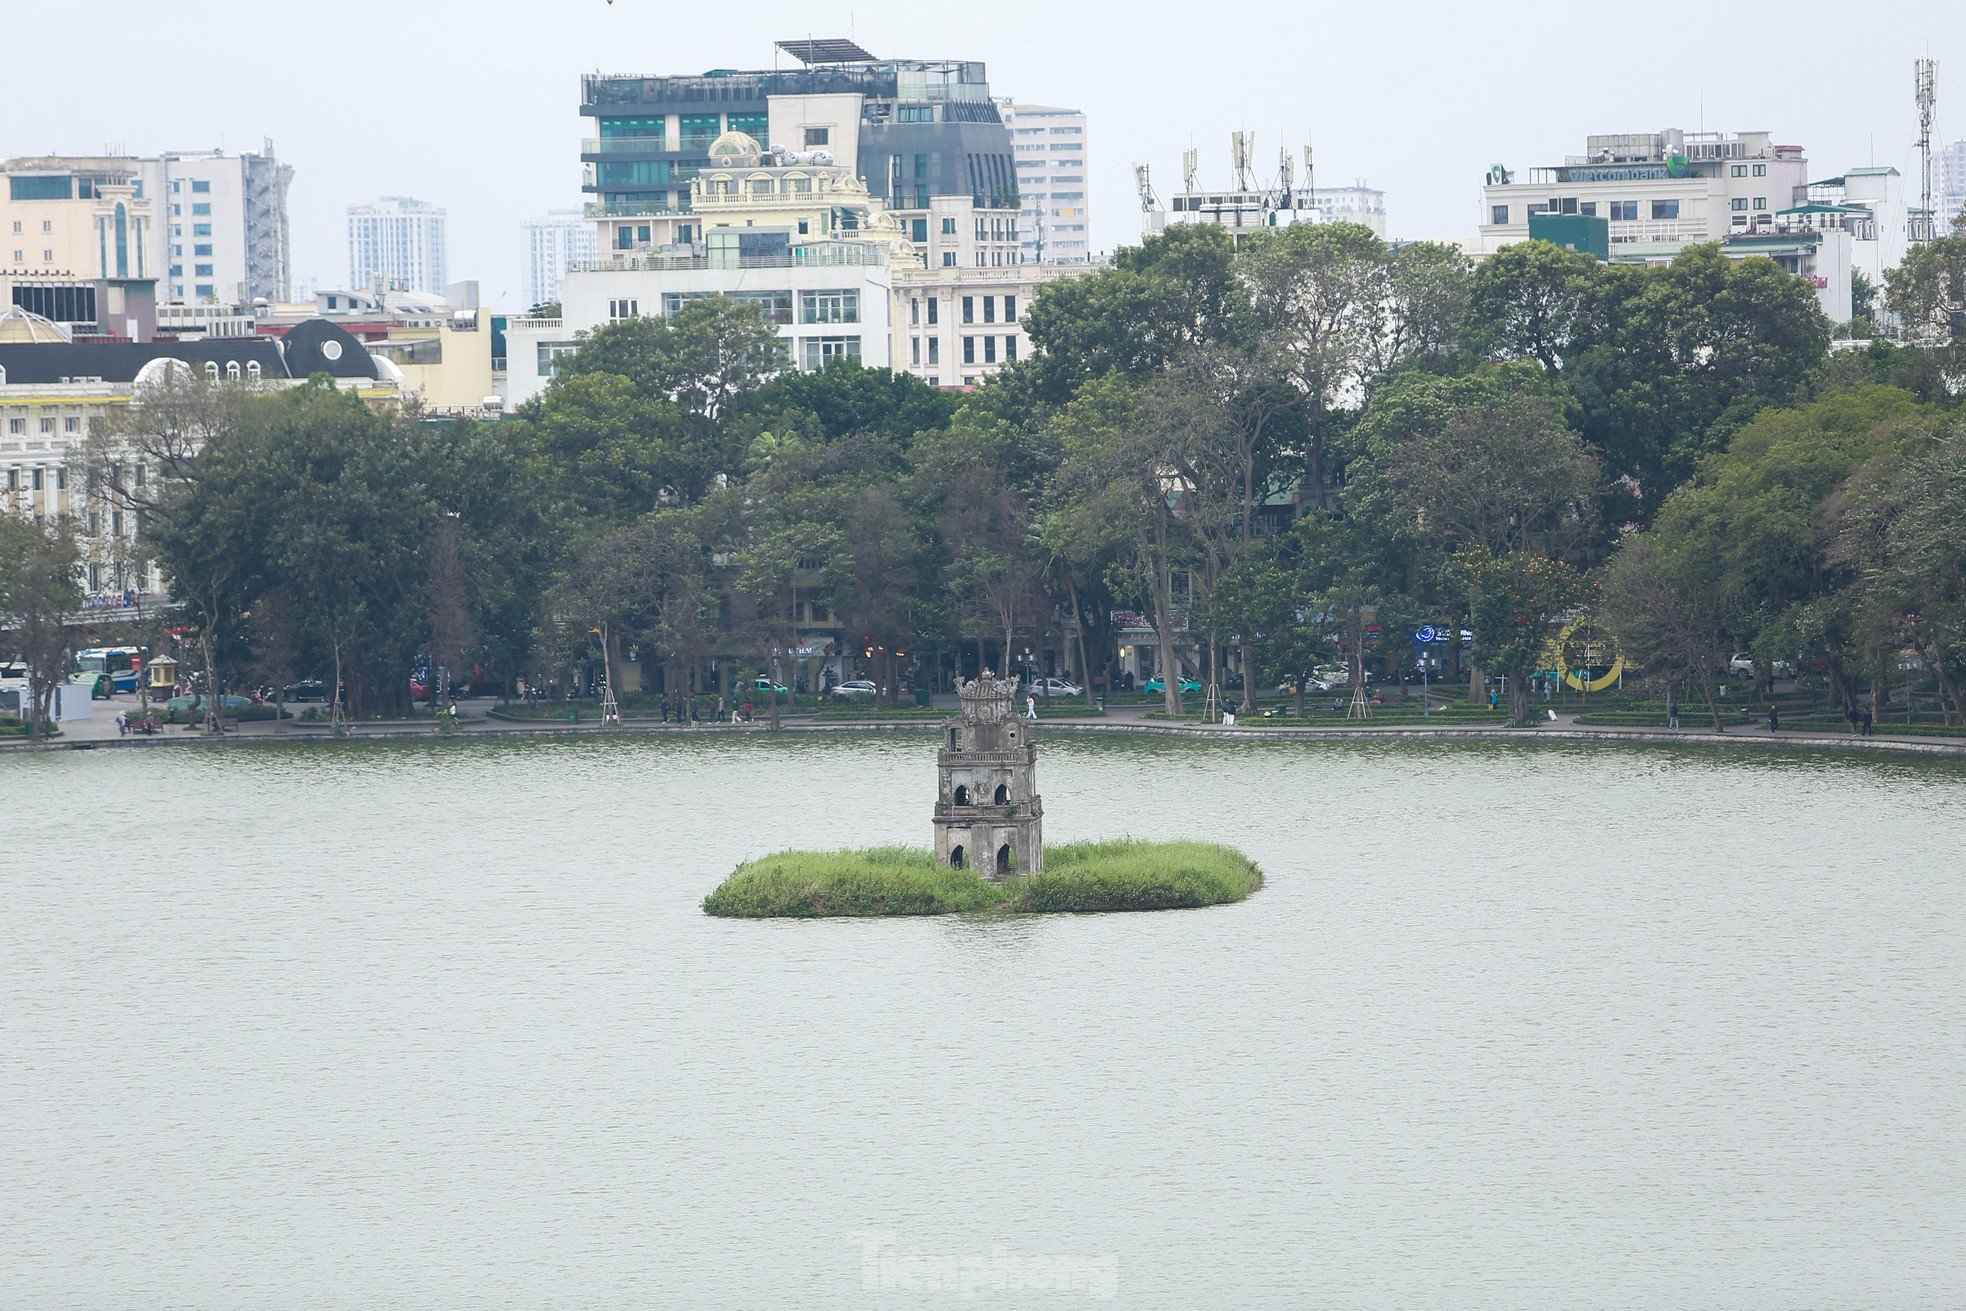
(703, 675, 1261, 918)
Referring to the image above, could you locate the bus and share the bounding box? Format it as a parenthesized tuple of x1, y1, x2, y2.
(77, 646, 144, 694)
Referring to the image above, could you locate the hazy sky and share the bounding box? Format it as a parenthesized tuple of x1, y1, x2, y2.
(8, 1, 1961, 308)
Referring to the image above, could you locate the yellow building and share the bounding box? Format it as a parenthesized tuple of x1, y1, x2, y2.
(365, 306, 497, 418)
(2, 157, 158, 338)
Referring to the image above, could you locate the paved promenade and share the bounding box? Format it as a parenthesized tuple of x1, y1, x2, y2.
(8, 694, 1964, 760)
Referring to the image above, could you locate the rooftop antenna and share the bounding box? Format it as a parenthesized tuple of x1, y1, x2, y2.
(1231, 131, 1254, 191)
(1304, 144, 1315, 201)
(1181, 148, 1199, 196)
(1134, 163, 1158, 212)
(1912, 57, 1938, 244)
(1277, 145, 1294, 210)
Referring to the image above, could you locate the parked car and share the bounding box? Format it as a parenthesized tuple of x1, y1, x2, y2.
(1141, 676, 1203, 695)
(751, 676, 790, 696)
(70, 671, 114, 700)
(283, 679, 328, 702)
(1029, 677, 1082, 697)
(830, 679, 878, 700)
(1727, 652, 1756, 679)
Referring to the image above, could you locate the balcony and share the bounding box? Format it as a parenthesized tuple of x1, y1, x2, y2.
(580, 137, 671, 155)
(567, 241, 892, 274)
(584, 198, 691, 218)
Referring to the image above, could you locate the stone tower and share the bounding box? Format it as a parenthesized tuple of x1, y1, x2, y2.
(935, 674, 1043, 879)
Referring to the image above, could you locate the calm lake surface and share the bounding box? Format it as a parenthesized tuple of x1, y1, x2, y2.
(3, 733, 1963, 1308)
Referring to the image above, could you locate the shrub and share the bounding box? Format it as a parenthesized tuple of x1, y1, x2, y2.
(704, 847, 1001, 917)
(1003, 839, 1261, 912)
(703, 839, 1261, 918)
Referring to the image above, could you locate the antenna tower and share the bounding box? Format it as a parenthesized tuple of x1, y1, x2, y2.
(1231, 132, 1254, 191)
(1181, 148, 1199, 196)
(1912, 58, 1938, 244)
(1134, 163, 1158, 213)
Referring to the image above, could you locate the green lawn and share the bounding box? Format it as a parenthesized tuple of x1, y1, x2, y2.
(704, 839, 1261, 918)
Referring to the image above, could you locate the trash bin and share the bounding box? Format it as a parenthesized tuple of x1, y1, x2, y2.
(569, 707, 580, 723)
(914, 686, 933, 708)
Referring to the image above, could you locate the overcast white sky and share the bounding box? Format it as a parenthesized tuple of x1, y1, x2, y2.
(7, 1, 1961, 308)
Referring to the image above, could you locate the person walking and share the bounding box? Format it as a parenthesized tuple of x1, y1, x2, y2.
(1861, 705, 1874, 737)
(1026, 694, 1037, 721)
(1767, 703, 1780, 733)
(1667, 693, 1680, 730)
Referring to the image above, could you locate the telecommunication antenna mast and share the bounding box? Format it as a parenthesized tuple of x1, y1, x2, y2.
(1912, 58, 1938, 244)
(1181, 148, 1199, 197)
(1134, 163, 1159, 213)
(1231, 131, 1254, 191)
(1277, 146, 1295, 211)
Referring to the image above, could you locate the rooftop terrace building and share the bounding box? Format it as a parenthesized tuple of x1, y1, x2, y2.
(1478, 128, 1811, 254)
(580, 40, 1019, 261)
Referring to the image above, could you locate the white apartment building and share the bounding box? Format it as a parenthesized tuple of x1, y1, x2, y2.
(521, 211, 599, 310)
(1936, 140, 1966, 236)
(998, 101, 1092, 264)
(1791, 167, 1907, 289)
(135, 142, 293, 306)
(1479, 129, 1811, 254)
(347, 196, 448, 296)
(891, 263, 1085, 387)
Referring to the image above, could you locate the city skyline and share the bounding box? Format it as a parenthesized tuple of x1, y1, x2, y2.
(2, 1, 1960, 307)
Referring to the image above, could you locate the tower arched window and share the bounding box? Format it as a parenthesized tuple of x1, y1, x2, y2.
(204, 361, 220, 381)
(246, 361, 261, 381)
(225, 361, 241, 381)
(994, 784, 1009, 805)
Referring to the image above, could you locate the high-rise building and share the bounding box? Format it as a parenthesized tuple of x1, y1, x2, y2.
(135, 141, 293, 305)
(1936, 140, 1966, 236)
(520, 211, 598, 309)
(1, 155, 158, 338)
(578, 39, 1020, 267)
(998, 101, 1091, 264)
(347, 196, 447, 295)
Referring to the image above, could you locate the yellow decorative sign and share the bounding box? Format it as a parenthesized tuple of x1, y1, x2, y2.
(1541, 615, 1623, 691)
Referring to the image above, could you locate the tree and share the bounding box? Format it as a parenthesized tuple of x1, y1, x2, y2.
(0, 511, 83, 735)
(1049, 376, 1194, 715)
(1599, 534, 1731, 730)
(1453, 546, 1588, 725)
(1648, 385, 1929, 705)
(1347, 371, 1599, 556)
(1012, 223, 1247, 408)
(1830, 420, 1966, 723)
(1465, 239, 1601, 370)
(1238, 222, 1393, 506)
(1886, 232, 1966, 398)
(83, 370, 261, 726)
(1565, 245, 1831, 507)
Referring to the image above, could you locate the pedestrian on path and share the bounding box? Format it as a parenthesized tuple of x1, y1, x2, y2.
(1767, 704, 1780, 733)
(1667, 694, 1679, 730)
(116, 711, 129, 737)
(1026, 694, 1037, 721)
(1861, 705, 1874, 736)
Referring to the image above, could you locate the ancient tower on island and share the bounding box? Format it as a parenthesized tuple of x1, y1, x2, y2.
(935, 674, 1043, 879)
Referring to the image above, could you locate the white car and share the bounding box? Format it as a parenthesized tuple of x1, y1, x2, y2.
(1029, 678, 1082, 697)
(829, 679, 878, 700)
(1728, 653, 1756, 678)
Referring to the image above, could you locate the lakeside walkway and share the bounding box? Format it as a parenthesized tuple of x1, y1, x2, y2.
(9, 696, 1966, 760)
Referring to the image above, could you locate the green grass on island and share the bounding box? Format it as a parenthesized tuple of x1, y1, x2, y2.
(703, 838, 1262, 919)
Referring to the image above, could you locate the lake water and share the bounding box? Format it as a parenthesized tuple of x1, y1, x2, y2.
(3, 733, 1963, 1308)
